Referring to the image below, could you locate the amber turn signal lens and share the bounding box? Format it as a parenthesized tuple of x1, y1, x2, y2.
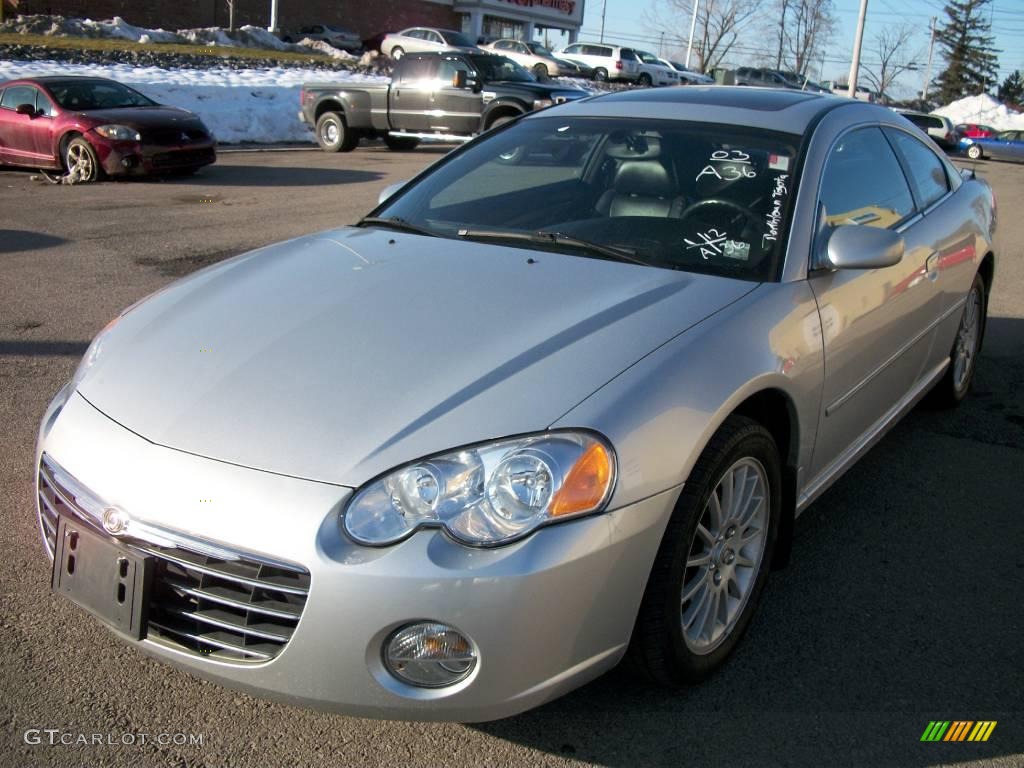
(549, 441, 613, 517)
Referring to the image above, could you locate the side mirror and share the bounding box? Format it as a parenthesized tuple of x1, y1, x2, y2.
(825, 225, 905, 270)
(452, 70, 468, 89)
(16, 103, 37, 116)
(469, 76, 483, 94)
(377, 180, 408, 205)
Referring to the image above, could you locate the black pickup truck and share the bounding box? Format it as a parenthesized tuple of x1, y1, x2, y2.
(299, 52, 588, 152)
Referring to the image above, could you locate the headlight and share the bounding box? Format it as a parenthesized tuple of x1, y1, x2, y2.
(343, 431, 616, 547)
(94, 125, 141, 141)
(532, 98, 554, 110)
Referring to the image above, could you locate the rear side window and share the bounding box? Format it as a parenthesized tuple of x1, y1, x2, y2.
(820, 127, 914, 229)
(396, 58, 435, 83)
(1, 85, 37, 110)
(885, 129, 949, 210)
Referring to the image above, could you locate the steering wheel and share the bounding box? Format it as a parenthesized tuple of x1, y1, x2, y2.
(678, 198, 762, 230)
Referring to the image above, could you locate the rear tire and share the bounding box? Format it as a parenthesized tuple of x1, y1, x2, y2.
(593, 67, 608, 82)
(926, 273, 986, 408)
(629, 415, 780, 685)
(383, 135, 420, 151)
(315, 111, 358, 153)
(966, 144, 983, 160)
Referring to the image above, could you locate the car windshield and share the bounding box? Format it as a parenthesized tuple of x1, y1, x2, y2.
(526, 42, 554, 56)
(441, 30, 478, 47)
(638, 52, 660, 64)
(373, 117, 801, 281)
(47, 80, 156, 110)
(468, 55, 536, 82)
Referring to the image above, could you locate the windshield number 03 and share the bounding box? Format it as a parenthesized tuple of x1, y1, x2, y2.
(696, 150, 757, 182)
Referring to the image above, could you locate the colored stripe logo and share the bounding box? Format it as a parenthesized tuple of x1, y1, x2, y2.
(921, 721, 997, 742)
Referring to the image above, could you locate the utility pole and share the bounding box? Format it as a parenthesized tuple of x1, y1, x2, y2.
(685, 0, 700, 70)
(659, 31, 665, 57)
(776, 0, 788, 70)
(600, 0, 607, 42)
(846, 0, 868, 97)
(921, 16, 937, 101)
(227, 1, 235, 32)
(269, 0, 279, 33)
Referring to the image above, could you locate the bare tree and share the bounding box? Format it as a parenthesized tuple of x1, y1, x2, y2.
(862, 25, 922, 101)
(645, 0, 764, 72)
(784, 0, 836, 77)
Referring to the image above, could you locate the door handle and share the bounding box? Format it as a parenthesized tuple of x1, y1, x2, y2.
(925, 251, 939, 279)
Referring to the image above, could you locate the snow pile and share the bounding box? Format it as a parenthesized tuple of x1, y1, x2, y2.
(0, 14, 342, 56)
(297, 37, 358, 61)
(934, 94, 1024, 131)
(0, 59, 388, 144)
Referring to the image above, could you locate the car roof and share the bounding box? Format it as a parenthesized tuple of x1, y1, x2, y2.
(544, 85, 892, 135)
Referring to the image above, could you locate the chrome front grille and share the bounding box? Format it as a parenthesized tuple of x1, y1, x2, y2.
(37, 456, 310, 663)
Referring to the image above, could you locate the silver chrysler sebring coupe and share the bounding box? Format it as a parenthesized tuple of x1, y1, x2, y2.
(36, 87, 995, 721)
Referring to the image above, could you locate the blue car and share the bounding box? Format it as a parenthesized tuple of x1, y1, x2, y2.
(960, 129, 1024, 162)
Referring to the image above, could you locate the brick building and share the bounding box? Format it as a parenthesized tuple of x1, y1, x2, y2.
(1, 1, 584, 43)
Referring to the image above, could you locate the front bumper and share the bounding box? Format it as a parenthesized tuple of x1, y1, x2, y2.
(92, 136, 217, 176)
(36, 390, 677, 722)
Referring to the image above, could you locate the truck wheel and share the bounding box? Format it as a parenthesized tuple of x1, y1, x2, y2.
(490, 116, 525, 164)
(384, 135, 420, 151)
(390, 46, 404, 61)
(593, 67, 608, 82)
(316, 111, 358, 153)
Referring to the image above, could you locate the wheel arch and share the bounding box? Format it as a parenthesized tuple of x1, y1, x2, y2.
(57, 130, 86, 165)
(482, 101, 527, 130)
(730, 387, 799, 568)
(314, 98, 346, 122)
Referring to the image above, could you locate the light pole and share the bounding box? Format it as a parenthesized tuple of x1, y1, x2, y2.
(846, 0, 868, 98)
(269, 0, 279, 33)
(685, 0, 700, 70)
(600, 0, 607, 42)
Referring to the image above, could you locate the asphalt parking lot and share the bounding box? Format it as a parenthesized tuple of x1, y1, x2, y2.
(1, 148, 1022, 768)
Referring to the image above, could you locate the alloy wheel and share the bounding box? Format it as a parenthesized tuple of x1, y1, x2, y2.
(681, 457, 769, 655)
(67, 144, 93, 178)
(953, 285, 981, 391)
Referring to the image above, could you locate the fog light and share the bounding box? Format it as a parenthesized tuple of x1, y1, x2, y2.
(383, 622, 477, 688)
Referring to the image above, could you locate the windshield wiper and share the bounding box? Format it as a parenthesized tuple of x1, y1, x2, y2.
(356, 216, 438, 238)
(456, 228, 648, 266)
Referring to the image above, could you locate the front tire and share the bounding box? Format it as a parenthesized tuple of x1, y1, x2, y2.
(638, 72, 653, 87)
(533, 63, 549, 80)
(966, 144, 983, 160)
(315, 111, 358, 152)
(927, 273, 986, 407)
(630, 414, 780, 684)
(63, 137, 101, 183)
(390, 46, 404, 61)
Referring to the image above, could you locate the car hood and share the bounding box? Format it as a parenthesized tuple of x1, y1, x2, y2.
(489, 80, 586, 98)
(77, 228, 756, 486)
(75, 106, 205, 130)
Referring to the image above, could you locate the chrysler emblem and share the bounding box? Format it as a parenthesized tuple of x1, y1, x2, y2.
(102, 507, 128, 535)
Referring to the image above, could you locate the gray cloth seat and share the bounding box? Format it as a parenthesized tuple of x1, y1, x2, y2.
(596, 159, 686, 218)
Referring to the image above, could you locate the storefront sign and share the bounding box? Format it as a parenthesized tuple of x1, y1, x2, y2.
(500, 0, 577, 15)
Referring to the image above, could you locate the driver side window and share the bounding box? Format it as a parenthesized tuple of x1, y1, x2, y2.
(819, 127, 914, 229)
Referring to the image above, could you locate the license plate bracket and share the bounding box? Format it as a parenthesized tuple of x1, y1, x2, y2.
(52, 514, 152, 640)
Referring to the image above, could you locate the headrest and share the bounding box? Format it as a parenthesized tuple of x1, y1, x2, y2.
(613, 160, 674, 197)
(606, 133, 662, 160)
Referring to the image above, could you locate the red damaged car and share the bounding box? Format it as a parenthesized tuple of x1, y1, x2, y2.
(0, 76, 216, 181)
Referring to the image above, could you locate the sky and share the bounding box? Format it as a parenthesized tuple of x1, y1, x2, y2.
(544, 0, 1024, 100)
